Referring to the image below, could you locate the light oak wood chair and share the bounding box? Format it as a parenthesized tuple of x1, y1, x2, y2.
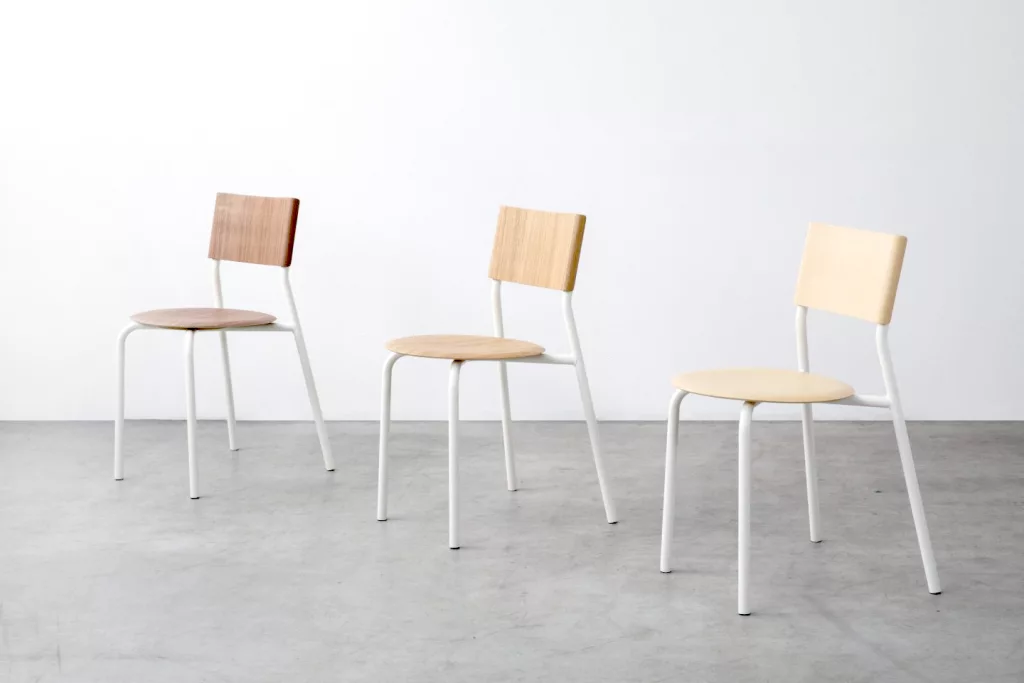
(378, 206, 617, 549)
(114, 193, 334, 498)
(660, 222, 941, 615)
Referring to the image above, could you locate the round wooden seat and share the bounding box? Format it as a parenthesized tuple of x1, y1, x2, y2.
(386, 334, 544, 361)
(672, 368, 855, 404)
(131, 308, 277, 330)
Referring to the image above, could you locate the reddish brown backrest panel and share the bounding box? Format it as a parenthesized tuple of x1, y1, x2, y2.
(208, 193, 300, 267)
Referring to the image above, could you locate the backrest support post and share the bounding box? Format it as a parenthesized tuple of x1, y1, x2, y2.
(795, 306, 810, 372)
(212, 259, 225, 308)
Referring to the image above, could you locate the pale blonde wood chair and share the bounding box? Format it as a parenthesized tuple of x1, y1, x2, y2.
(660, 223, 941, 615)
(378, 206, 617, 549)
(114, 193, 334, 499)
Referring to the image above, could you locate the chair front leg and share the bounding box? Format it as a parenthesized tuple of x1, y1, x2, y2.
(448, 360, 464, 549)
(738, 401, 756, 616)
(184, 331, 199, 499)
(660, 390, 688, 573)
(113, 323, 140, 481)
(377, 352, 402, 521)
(217, 330, 238, 451)
(291, 329, 335, 472)
(801, 403, 822, 542)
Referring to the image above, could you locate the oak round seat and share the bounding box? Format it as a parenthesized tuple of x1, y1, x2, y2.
(386, 334, 544, 361)
(131, 308, 276, 330)
(672, 368, 855, 404)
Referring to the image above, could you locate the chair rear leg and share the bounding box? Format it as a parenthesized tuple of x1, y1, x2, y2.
(292, 330, 334, 471)
(891, 404, 941, 594)
(218, 330, 238, 451)
(801, 403, 822, 542)
(573, 358, 617, 523)
(497, 361, 518, 491)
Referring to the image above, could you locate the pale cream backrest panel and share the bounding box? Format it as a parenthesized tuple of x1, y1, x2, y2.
(794, 222, 908, 325)
(488, 206, 586, 291)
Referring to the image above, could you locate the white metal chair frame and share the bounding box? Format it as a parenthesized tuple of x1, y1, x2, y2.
(660, 306, 941, 615)
(114, 261, 334, 499)
(378, 279, 617, 549)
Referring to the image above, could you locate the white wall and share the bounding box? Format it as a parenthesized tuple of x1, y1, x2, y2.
(1, 0, 1021, 421)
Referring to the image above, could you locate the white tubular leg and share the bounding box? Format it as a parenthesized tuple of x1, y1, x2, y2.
(660, 390, 687, 573)
(563, 293, 617, 523)
(738, 401, 756, 616)
(497, 363, 517, 491)
(448, 361, 463, 549)
(283, 268, 334, 471)
(378, 353, 401, 521)
(213, 260, 237, 451)
(801, 404, 821, 543)
(492, 280, 518, 491)
(796, 306, 821, 542)
(575, 359, 616, 523)
(292, 330, 334, 471)
(114, 323, 140, 480)
(878, 326, 940, 594)
(184, 331, 199, 499)
(218, 331, 238, 451)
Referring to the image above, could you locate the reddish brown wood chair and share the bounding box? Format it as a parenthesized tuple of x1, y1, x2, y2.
(114, 193, 334, 498)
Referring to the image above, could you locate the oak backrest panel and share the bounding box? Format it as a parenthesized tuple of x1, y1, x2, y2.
(208, 193, 300, 267)
(488, 206, 586, 291)
(794, 222, 908, 325)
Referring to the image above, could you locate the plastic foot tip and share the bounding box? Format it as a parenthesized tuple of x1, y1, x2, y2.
(930, 591, 942, 595)
(114, 477, 124, 481)
(739, 612, 751, 617)
(449, 546, 460, 550)
(608, 520, 619, 525)
(377, 517, 387, 522)
(190, 496, 200, 500)
(811, 539, 823, 544)
(660, 569, 671, 574)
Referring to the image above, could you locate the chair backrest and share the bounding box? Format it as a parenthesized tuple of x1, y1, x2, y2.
(488, 206, 586, 291)
(794, 222, 908, 325)
(208, 193, 300, 267)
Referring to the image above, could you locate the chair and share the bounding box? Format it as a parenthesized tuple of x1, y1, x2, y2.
(659, 222, 941, 615)
(378, 206, 617, 549)
(114, 193, 334, 498)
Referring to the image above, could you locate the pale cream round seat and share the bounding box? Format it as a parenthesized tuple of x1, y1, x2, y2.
(386, 334, 544, 361)
(130, 307, 276, 330)
(672, 368, 855, 404)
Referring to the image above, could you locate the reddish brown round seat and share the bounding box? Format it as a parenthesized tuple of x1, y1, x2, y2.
(130, 308, 276, 330)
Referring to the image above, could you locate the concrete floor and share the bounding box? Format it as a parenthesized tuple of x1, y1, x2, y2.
(0, 420, 1021, 682)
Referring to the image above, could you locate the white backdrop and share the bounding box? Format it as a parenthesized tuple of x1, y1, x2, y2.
(1, 0, 1021, 421)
